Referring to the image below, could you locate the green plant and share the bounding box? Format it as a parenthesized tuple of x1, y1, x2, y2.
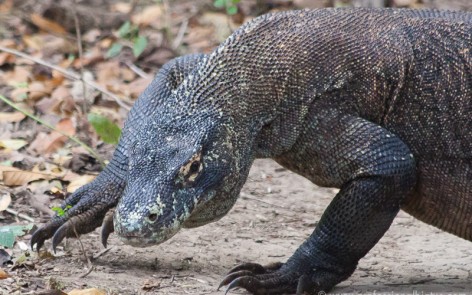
(51, 205, 72, 217)
(87, 113, 122, 145)
(214, 0, 241, 15)
(106, 21, 148, 59)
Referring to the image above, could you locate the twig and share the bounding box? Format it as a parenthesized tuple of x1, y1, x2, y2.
(125, 61, 149, 79)
(172, 18, 188, 50)
(239, 192, 287, 209)
(0, 45, 132, 110)
(5, 208, 35, 222)
(0, 94, 104, 165)
(73, 226, 94, 278)
(72, 0, 88, 114)
(92, 246, 113, 260)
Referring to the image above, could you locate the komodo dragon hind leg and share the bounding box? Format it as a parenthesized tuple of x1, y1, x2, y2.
(220, 109, 417, 294)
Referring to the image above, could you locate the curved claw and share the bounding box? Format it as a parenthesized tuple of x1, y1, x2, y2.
(224, 276, 296, 295)
(101, 209, 115, 248)
(51, 222, 72, 253)
(225, 276, 261, 295)
(218, 270, 254, 290)
(30, 217, 66, 252)
(296, 274, 318, 295)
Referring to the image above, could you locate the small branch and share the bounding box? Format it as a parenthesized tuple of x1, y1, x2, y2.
(5, 208, 35, 222)
(72, 0, 88, 114)
(0, 45, 132, 111)
(73, 226, 94, 278)
(92, 246, 113, 260)
(239, 192, 287, 209)
(172, 18, 188, 50)
(125, 61, 149, 79)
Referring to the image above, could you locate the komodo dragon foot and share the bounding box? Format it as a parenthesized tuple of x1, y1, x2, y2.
(30, 177, 124, 252)
(219, 258, 354, 294)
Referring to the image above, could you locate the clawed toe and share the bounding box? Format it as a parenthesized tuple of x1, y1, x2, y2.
(227, 262, 284, 275)
(101, 209, 115, 248)
(220, 262, 301, 295)
(31, 202, 114, 252)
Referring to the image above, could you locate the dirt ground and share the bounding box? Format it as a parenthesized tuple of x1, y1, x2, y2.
(3, 159, 472, 294)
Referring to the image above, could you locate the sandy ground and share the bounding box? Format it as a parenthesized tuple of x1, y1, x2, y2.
(5, 159, 471, 294)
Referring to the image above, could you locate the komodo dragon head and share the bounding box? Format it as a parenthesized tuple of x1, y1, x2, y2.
(113, 111, 253, 247)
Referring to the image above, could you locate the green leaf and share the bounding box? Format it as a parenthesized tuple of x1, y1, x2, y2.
(51, 205, 71, 217)
(132, 35, 148, 58)
(226, 5, 238, 15)
(106, 43, 123, 59)
(214, 0, 226, 8)
(0, 224, 33, 248)
(118, 21, 131, 38)
(88, 113, 122, 145)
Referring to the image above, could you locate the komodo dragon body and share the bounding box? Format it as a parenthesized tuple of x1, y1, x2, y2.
(32, 8, 471, 294)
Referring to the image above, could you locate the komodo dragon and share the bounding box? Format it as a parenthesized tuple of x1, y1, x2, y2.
(31, 8, 471, 294)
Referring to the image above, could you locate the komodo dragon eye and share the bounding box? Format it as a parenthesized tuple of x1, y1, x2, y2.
(176, 151, 203, 187)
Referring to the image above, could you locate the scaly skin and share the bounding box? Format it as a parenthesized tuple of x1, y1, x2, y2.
(32, 8, 471, 294)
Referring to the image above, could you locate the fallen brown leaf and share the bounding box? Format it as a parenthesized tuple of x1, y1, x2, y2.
(2, 65, 31, 85)
(28, 81, 49, 101)
(3, 170, 54, 186)
(0, 268, 9, 279)
(30, 13, 67, 35)
(132, 4, 163, 27)
(0, 112, 26, 123)
(28, 118, 76, 155)
(0, 193, 11, 211)
(66, 175, 95, 193)
(0, 165, 21, 181)
(0, 52, 15, 66)
(141, 279, 161, 291)
(0, 139, 28, 151)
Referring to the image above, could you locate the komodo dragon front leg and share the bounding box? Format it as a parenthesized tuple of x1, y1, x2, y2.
(221, 107, 417, 294)
(30, 54, 205, 251)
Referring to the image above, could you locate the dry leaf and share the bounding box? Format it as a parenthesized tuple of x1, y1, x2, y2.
(0, 268, 9, 279)
(3, 66, 31, 85)
(0, 139, 28, 151)
(22, 35, 44, 51)
(66, 175, 95, 193)
(0, 112, 26, 123)
(141, 279, 161, 291)
(68, 288, 106, 295)
(30, 13, 67, 35)
(55, 118, 76, 136)
(132, 5, 163, 27)
(0, 194, 12, 211)
(122, 77, 152, 99)
(0, 52, 15, 66)
(0, 0, 13, 13)
(28, 118, 76, 155)
(0, 165, 21, 181)
(3, 170, 54, 186)
(113, 2, 132, 14)
(28, 81, 49, 101)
